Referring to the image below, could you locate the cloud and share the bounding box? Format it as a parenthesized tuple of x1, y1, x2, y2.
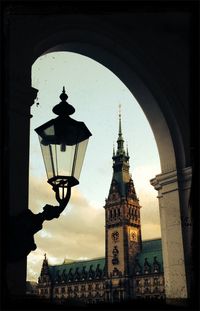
(133, 164, 161, 238)
(141, 223, 161, 240)
(27, 248, 45, 281)
(138, 190, 161, 241)
(28, 176, 105, 281)
(29, 175, 55, 213)
(133, 164, 160, 195)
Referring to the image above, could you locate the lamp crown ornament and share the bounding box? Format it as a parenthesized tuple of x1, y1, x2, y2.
(60, 86, 68, 100)
(53, 86, 75, 116)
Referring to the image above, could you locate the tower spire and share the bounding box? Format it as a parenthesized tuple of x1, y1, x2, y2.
(117, 105, 125, 154)
(119, 104, 122, 136)
(112, 106, 130, 196)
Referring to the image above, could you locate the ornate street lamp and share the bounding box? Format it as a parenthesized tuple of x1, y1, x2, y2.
(35, 87, 92, 203)
(7, 88, 92, 262)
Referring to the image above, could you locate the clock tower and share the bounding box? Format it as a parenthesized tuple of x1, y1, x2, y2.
(104, 110, 142, 302)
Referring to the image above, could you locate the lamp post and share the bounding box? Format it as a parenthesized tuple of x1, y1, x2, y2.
(7, 88, 92, 262)
(35, 87, 92, 206)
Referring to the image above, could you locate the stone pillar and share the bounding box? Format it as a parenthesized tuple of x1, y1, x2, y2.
(2, 9, 39, 299)
(5, 84, 38, 296)
(177, 167, 192, 299)
(150, 168, 192, 300)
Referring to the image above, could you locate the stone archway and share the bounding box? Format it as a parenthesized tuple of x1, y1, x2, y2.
(31, 27, 192, 300)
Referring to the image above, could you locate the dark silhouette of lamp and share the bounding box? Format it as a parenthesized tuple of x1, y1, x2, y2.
(35, 87, 92, 203)
(7, 88, 92, 262)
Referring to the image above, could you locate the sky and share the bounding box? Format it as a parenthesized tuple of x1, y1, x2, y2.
(27, 51, 161, 282)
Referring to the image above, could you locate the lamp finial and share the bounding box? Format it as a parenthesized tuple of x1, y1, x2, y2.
(60, 86, 68, 101)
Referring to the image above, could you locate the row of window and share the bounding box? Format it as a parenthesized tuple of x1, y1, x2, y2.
(53, 283, 103, 294)
(135, 266, 161, 275)
(136, 286, 165, 294)
(54, 291, 104, 299)
(39, 288, 49, 295)
(127, 207, 139, 217)
(107, 208, 121, 219)
(107, 207, 140, 219)
(136, 277, 163, 287)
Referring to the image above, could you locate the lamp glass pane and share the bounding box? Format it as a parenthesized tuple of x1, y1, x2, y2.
(55, 143, 76, 177)
(44, 124, 55, 136)
(72, 138, 89, 181)
(37, 118, 91, 186)
(39, 137, 55, 180)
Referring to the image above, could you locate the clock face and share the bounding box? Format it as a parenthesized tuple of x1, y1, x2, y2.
(111, 231, 119, 242)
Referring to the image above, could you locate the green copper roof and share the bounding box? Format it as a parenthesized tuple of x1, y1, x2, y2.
(137, 238, 164, 273)
(49, 257, 105, 279)
(48, 239, 163, 281)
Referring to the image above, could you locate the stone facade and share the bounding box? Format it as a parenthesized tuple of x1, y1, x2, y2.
(37, 113, 165, 304)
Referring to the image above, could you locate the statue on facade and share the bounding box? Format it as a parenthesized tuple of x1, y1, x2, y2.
(112, 246, 119, 265)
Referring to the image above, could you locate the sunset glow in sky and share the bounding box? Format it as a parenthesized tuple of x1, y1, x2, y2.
(27, 52, 161, 282)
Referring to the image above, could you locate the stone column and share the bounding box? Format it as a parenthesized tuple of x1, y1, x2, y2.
(150, 167, 192, 301)
(5, 83, 38, 296)
(177, 167, 193, 299)
(3, 9, 39, 298)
